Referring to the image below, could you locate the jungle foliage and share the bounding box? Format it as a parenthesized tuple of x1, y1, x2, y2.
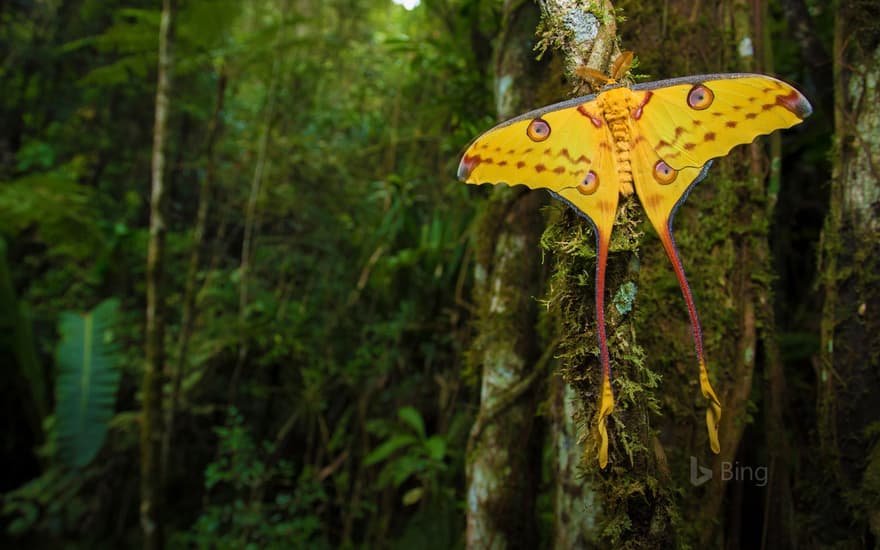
(0, 0, 872, 548)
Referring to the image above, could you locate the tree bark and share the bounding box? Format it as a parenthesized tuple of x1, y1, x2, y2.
(606, 0, 808, 546)
(697, 4, 768, 546)
(464, 2, 555, 547)
(814, 1, 880, 544)
(141, 1, 175, 548)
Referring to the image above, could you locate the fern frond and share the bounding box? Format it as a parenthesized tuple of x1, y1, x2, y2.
(55, 298, 122, 468)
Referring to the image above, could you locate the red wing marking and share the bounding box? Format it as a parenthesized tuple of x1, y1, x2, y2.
(775, 90, 812, 118)
(578, 105, 603, 128)
(632, 91, 653, 120)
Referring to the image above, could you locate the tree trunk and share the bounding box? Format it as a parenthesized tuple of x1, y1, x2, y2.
(536, 1, 684, 547)
(141, 1, 174, 548)
(814, 1, 880, 544)
(464, 1, 555, 547)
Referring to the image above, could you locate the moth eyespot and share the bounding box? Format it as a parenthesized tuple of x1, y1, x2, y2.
(687, 85, 714, 110)
(526, 118, 551, 142)
(578, 170, 599, 194)
(653, 160, 677, 184)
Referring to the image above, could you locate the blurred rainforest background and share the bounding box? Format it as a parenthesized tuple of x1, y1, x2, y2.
(1, 0, 877, 548)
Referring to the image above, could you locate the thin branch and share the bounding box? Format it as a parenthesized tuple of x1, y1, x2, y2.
(141, 0, 175, 548)
(161, 65, 228, 484)
(230, 46, 283, 403)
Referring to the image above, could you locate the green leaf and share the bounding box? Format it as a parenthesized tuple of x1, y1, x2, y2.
(397, 406, 426, 438)
(424, 436, 446, 462)
(390, 456, 424, 487)
(363, 434, 418, 466)
(0, 169, 102, 260)
(15, 140, 56, 171)
(55, 298, 122, 468)
(402, 487, 423, 506)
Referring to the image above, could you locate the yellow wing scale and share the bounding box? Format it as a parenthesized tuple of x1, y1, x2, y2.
(458, 72, 811, 468)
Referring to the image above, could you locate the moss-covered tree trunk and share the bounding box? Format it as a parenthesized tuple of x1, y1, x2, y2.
(813, 1, 880, 544)
(468, 0, 816, 546)
(626, 0, 788, 543)
(545, 0, 805, 546)
(534, 1, 663, 548)
(464, 1, 556, 547)
(541, 1, 683, 546)
(593, 2, 788, 547)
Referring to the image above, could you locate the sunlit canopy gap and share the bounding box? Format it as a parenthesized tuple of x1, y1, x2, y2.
(392, 0, 420, 10)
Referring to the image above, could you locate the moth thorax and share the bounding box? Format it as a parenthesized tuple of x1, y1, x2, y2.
(598, 91, 636, 196)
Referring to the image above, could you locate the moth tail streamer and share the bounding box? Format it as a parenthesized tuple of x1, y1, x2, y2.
(598, 373, 614, 468)
(657, 225, 723, 456)
(593, 227, 615, 469)
(700, 360, 722, 453)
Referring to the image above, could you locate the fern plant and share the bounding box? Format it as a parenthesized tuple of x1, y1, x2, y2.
(55, 298, 122, 468)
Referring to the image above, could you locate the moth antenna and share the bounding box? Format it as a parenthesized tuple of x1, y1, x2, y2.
(575, 65, 613, 92)
(611, 50, 634, 81)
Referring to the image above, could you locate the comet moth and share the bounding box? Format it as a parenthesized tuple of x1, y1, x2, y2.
(457, 53, 811, 467)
